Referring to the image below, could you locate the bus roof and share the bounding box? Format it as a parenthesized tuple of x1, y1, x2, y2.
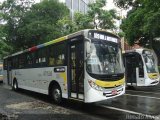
(124, 48, 153, 54)
(4, 29, 119, 59)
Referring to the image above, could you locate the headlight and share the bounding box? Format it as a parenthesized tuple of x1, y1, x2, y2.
(88, 80, 103, 91)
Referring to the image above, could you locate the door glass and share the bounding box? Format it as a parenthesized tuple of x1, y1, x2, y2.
(70, 41, 84, 96)
(77, 42, 84, 94)
(125, 55, 137, 83)
(71, 45, 76, 93)
(138, 56, 144, 77)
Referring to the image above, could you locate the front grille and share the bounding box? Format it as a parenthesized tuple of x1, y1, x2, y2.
(103, 88, 123, 97)
(104, 85, 121, 89)
(88, 73, 124, 81)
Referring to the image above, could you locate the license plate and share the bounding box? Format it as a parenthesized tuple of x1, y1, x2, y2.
(112, 89, 117, 95)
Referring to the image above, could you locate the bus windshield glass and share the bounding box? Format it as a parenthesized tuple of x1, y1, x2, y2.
(142, 50, 158, 73)
(86, 40, 124, 75)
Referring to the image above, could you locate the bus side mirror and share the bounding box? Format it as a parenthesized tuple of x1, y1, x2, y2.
(85, 37, 91, 57)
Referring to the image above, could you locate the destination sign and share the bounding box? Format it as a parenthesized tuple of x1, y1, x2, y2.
(89, 32, 118, 43)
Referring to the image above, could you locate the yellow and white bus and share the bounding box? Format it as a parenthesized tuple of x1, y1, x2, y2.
(123, 48, 159, 87)
(3, 29, 125, 103)
(0, 63, 3, 83)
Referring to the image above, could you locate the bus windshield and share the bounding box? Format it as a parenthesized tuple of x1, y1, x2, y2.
(86, 40, 124, 75)
(142, 50, 158, 73)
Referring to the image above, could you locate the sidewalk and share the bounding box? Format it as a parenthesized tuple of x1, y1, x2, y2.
(0, 83, 12, 90)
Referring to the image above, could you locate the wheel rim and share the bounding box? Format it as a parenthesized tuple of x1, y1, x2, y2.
(53, 89, 61, 102)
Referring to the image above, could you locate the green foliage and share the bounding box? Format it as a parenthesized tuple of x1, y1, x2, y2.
(0, 0, 120, 58)
(88, 0, 119, 30)
(0, 0, 70, 52)
(56, 16, 76, 37)
(113, 0, 140, 9)
(0, 0, 36, 52)
(15, 0, 70, 48)
(115, 0, 160, 49)
(0, 25, 13, 59)
(118, 31, 125, 38)
(114, 0, 160, 64)
(0, 40, 13, 59)
(74, 12, 94, 30)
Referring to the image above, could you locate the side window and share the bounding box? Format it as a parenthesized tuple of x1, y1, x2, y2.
(37, 48, 47, 67)
(26, 52, 35, 68)
(55, 44, 65, 66)
(19, 54, 25, 68)
(13, 57, 19, 69)
(48, 46, 55, 66)
(48, 43, 66, 66)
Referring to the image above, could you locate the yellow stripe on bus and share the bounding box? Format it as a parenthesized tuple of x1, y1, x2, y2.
(60, 72, 67, 83)
(44, 36, 68, 46)
(60, 72, 67, 91)
(95, 78, 125, 88)
(148, 73, 159, 79)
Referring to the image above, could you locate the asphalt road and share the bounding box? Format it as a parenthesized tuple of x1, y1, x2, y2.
(0, 83, 160, 120)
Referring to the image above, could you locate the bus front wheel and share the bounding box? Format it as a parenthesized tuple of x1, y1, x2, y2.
(51, 85, 62, 104)
(12, 80, 19, 91)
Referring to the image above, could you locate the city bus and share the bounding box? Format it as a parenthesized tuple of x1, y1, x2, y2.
(123, 48, 159, 87)
(0, 63, 3, 83)
(3, 29, 125, 103)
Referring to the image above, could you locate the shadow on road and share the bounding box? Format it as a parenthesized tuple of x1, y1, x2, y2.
(14, 88, 131, 120)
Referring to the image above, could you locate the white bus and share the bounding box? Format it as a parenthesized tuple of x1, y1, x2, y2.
(3, 29, 125, 103)
(123, 48, 159, 87)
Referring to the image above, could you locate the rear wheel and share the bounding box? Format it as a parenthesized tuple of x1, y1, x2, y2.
(12, 80, 19, 91)
(51, 85, 62, 104)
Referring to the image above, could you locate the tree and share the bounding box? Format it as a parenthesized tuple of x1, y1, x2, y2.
(113, 0, 140, 9)
(114, 0, 160, 48)
(74, 12, 93, 30)
(88, 0, 119, 30)
(0, 0, 121, 57)
(114, 0, 160, 63)
(0, 25, 13, 59)
(0, 0, 70, 51)
(56, 16, 76, 37)
(16, 0, 70, 48)
(0, 0, 35, 51)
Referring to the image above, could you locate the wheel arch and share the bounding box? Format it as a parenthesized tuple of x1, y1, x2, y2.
(48, 80, 61, 96)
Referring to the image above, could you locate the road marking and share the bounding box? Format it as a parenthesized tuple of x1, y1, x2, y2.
(100, 105, 159, 119)
(126, 90, 160, 94)
(101, 105, 143, 114)
(125, 94, 160, 100)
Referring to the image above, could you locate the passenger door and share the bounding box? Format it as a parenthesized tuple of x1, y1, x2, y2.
(68, 37, 84, 100)
(125, 54, 137, 86)
(136, 54, 145, 86)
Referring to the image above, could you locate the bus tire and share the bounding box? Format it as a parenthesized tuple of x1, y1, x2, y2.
(51, 85, 62, 104)
(12, 79, 19, 91)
